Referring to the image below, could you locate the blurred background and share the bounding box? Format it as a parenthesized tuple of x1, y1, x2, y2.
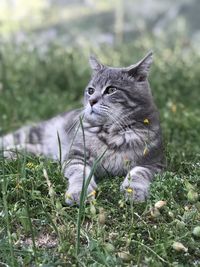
(1, 0, 200, 47)
(0, 0, 200, 166)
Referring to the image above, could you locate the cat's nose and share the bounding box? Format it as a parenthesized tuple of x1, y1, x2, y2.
(89, 98, 98, 107)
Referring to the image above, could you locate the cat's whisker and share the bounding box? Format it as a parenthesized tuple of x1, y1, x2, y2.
(106, 111, 131, 131)
(102, 110, 125, 132)
(65, 109, 85, 135)
(65, 119, 79, 134)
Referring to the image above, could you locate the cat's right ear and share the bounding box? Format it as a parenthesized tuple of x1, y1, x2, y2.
(89, 55, 104, 72)
(125, 51, 153, 81)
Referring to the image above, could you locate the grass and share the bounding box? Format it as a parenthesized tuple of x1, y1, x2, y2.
(0, 41, 200, 266)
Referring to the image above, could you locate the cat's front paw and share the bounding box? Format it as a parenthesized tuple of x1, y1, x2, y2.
(120, 180, 148, 202)
(65, 185, 96, 206)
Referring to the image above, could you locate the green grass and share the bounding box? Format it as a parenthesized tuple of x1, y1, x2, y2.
(0, 41, 200, 266)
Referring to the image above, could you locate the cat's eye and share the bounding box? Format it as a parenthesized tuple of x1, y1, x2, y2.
(104, 86, 117, 95)
(87, 87, 95, 95)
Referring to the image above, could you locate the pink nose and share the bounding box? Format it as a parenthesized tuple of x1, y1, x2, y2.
(89, 99, 98, 106)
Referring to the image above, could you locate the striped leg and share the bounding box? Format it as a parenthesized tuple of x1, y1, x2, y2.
(64, 162, 97, 206)
(121, 166, 159, 202)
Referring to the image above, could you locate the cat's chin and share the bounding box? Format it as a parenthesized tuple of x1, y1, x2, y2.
(84, 110, 107, 125)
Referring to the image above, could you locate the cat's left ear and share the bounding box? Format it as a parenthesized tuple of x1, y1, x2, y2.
(89, 55, 104, 72)
(126, 51, 153, 81)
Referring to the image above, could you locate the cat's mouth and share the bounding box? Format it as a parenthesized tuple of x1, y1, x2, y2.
(90, 107, 102, 116)
(84, 106, 107, 124)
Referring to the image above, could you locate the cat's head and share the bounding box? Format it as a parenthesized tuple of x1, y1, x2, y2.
(84, 52, 153, 127)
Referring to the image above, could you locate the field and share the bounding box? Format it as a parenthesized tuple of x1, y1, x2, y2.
(0, 41, 200, 266)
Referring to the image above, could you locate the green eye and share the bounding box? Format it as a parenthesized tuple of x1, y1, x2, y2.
(104, 87, 117, 94)
(87, 87, 95, 95)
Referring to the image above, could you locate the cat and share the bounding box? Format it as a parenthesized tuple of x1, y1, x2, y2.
(0, 52, 164, 205)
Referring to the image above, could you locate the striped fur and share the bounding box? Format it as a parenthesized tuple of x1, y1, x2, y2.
(0, 52, 164, 205)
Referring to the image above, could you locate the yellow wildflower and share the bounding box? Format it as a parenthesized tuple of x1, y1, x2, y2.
(171, 104, 177, 113)
(143, 146, 148, 156)
(126, 188, 134, 193)
(26, 162, 35, 169)
(143, 118, 149, 124)
(88, 190, 96, 197)
(15, 182, 22, 190)
(65, 193, 72, 200)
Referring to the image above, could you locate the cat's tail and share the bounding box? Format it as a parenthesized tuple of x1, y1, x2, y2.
(0, 125, 43, 158)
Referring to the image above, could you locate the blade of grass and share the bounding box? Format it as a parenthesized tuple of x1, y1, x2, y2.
(76, 116, 107, 255)
(131, 239, 170, 265)
(76, 115, 87, 255)
(1, 156, 16, 267)
(21, 154, 39, 266)
(57, 131, 62, 171)
(0, 261, 9, 267)
(61, 117, 81, 172)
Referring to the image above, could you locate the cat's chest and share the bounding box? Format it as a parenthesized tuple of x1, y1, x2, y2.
(84, 128, 136, 177)
(99, 149, 134, 177)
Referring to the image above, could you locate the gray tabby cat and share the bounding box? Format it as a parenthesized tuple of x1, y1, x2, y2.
(0, 52, 164, 205)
